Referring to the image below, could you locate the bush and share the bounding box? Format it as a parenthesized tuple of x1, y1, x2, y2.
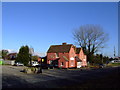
(0, 61, 3, 65)
(24, 67, 38, 74)
(107, 63, 120, 66)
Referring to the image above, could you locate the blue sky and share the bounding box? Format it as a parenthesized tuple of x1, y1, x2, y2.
(2, 2, 118, 57)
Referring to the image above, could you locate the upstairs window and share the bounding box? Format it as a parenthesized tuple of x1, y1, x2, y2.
(71, 60, 74, 66)
(70, 57, 74, 60)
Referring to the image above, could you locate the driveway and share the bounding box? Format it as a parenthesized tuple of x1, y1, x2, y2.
(2, 65, 120, 88)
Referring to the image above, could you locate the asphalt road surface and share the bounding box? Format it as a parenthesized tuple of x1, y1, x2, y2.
(2, 65, 120, 89)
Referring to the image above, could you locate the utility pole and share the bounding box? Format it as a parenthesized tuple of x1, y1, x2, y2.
(100, 53, 103, 64)
(37, 57, 42, 73)
(114, 46, 116, 59)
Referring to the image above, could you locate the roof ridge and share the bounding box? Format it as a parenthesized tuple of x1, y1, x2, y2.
(50, 44, 73, 46)
(47, 44, 74, 53)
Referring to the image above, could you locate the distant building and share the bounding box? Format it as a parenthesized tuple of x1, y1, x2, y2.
(7, 53, 17, 60)
(47, 43, 87, 68)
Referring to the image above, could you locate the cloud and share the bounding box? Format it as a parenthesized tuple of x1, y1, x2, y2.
(33, 52, 46, 57)
(7, 49, 18, 53)
(2, 49, 46, 57)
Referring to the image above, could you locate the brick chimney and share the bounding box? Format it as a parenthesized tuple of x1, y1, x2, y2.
(62, 42, 67, 45)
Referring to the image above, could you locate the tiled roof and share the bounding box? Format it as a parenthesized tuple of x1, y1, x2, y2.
(8, 53, 17, 56)
(47, 43, 82, 54)
(47, 44, 73, 53)
(75, 56, 82, 62)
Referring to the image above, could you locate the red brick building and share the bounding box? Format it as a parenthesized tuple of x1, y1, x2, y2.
(47, 43, 87, 68)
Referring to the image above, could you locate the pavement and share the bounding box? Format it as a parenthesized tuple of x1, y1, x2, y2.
(2, 65, 120, 89)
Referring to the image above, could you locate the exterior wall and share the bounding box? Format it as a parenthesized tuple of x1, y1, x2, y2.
(65, 61, 69, 68)
(3, 60, 15, 65)
(79, 49, 87, 66)
(75, 54, 79, 67)
(58, 53, 69, 68)
(47, 52, 69, 68)
(83, 55, 87, 66)
(69, 46, 76, 68)
(47, 53, 57, 64)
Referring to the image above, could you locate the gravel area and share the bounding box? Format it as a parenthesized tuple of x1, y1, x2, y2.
(2, 65, 120, 89)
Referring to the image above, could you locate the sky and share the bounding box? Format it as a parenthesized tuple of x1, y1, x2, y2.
(2, 2, 118, 57)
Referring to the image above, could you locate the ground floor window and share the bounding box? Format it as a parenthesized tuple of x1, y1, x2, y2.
(77, 62, 82, 68)
(71, 60, 74, 66)
(50, 60, 53, 64)
(61, 62, 64, 66)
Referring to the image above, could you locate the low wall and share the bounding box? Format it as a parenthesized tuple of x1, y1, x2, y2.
(3, 60, 15, 65)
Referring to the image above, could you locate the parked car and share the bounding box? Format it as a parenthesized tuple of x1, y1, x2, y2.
(32, 63, 39, 66)
(32, 61, 39, 66)
(110, 60, 120, 63)
(14, 62, 24, 66)
(99, 64, 105, 68)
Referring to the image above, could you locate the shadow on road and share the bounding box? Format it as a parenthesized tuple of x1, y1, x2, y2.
(2, 66, 120, 89)
(2, 74, 34, 89)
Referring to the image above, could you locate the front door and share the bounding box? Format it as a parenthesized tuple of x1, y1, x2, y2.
(51, 59, 59, 68)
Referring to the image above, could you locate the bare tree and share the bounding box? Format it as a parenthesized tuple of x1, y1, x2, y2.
(73, 24, 108, 62)
(2, 50, 9, 60)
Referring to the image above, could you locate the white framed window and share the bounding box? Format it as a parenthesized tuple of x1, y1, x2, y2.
(70, 57, 74, 60)
(71, 60, 74, 66)
(83, 59, 86, 61)
(61, 62, 64, 66)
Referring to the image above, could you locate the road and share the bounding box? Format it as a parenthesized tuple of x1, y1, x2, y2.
(2, 65, 120, 89)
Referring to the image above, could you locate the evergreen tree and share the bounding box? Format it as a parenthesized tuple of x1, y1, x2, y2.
(16, 45, 30, 66)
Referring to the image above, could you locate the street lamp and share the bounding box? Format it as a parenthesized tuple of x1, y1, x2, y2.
(29, 48, 34, 67)
(38, 57, 42, 73)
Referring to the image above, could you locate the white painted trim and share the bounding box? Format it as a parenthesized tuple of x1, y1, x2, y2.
(83, 59, 86, 61)
(77, 62, 82, 68)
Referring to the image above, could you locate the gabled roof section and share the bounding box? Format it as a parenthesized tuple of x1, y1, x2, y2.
(75, 56, 82, 62)
(76, 48, 81, 54)
(47, 44, 73, 53)
(8, 53, 17, 56)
